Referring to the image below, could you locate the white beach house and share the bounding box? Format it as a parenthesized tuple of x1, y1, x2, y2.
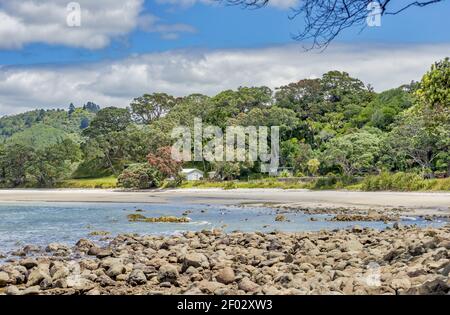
(181, 168, 204, 181)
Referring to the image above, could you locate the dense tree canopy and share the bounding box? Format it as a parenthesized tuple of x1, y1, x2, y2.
(0, 59, 448, 187)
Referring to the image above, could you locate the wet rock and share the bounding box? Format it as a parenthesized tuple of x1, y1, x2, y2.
(76, 239, 95, 251)
(22, 245, 41, 254)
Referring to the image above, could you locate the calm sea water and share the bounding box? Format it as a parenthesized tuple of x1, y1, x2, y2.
(0, 202, 446, 254)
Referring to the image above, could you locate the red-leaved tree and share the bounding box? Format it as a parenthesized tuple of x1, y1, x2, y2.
(147, 146, 182, 178)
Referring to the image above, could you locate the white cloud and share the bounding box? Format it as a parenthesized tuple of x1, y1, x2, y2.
(0, 0, 195, 49)
(0, 43, 448, 116)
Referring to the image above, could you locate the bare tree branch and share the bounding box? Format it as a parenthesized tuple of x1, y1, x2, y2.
(218, 0, 445, 50)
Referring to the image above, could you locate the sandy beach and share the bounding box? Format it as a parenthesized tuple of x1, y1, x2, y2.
(0, 188, 449, 216)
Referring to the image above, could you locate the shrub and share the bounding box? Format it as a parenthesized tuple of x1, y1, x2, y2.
(117, 163, 162, 189)
(361, 172, 449, 191)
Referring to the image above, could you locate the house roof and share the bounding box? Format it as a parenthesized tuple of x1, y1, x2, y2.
(181, 168, 204, 174)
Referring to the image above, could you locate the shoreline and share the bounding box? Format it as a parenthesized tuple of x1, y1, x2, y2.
(0, 188, 449, 216)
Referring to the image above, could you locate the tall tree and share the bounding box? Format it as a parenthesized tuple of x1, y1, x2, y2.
(130, 93, 177, 124)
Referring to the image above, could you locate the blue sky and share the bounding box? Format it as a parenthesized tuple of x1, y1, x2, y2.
(1, 1, 449, 65)
(0, 0, 449, 115)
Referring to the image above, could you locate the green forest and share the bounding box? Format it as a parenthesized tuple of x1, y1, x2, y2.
(0, 59, 448, 190)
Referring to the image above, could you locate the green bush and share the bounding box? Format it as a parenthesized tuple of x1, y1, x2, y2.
(312, 176, 338, 189)
(361, 172, 450, 191)
(117, 163, 162, 189)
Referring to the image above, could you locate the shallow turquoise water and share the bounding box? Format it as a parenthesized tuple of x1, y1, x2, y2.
(0, 202, 446, 254)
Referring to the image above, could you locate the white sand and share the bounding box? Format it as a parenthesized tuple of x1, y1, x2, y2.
(0, 188, 449, 215)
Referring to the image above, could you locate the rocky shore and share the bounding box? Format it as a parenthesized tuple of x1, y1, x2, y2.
(0, 225, 449, 295)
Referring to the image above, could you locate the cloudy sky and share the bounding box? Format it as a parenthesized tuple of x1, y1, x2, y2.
(0, 0, 449, 115)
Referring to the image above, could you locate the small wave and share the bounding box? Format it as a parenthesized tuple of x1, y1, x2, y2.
(186, 221, 211, 226)
(400, 216, 417, 221)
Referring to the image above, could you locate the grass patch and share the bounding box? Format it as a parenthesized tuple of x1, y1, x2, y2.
(180, 173, 449, 191)
(57, 176, 117, 189)
(361, 172, 450, 191)
(180, 179, 309, 190)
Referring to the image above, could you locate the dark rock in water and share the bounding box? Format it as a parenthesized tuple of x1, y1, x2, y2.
(88, 231, 110, 236)
(87, 246, 101, 256)
(76, 238, 95, 251)
(22, 245, 41, 254)
(127, 213, 190, 223)
(11, 250, 26, 257)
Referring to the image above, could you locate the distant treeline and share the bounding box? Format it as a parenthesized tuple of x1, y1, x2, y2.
(0, 58, 448, 188)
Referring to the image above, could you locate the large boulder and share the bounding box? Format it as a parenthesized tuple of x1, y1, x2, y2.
(183, 253, 209, 270)
(128, 269, 147, 286)
(158, 264, 179, 284)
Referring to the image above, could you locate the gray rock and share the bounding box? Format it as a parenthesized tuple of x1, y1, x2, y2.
(27, 269, 49, 287)
(183, 253, 209, 270)
(51, 267, 70, 281)
(128, 269, 147, 286)
(158, 264, 179, 284)
(106, 263, 126, 278)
